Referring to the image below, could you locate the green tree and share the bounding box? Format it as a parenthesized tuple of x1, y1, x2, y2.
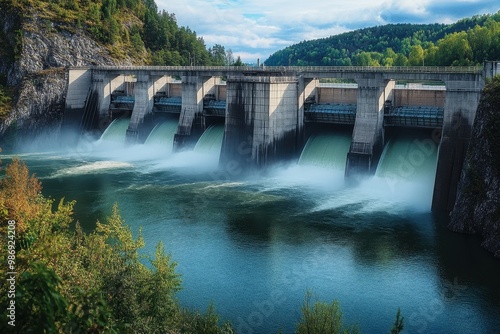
(436, 31, 474, 65)
(233, 56, 244, 66)
(339, 57, 352, 66)
(130, 32, 145, 54)
(424, 42, 439, 66)
(382, 48, 397, 66)
(15, 262, 70, 333)
(136, 241, 182, 331)
(468, 24, 492, 62)
(295, 291, 359, 334)
(179, 304, 235, 334)
(355, 52, 372, 66)
(101, 0, 117, 19)
(487, 20, 500, 60)
(408, 45, 425, 66)
(210, 44, 227, 65)
(394, 53, 408, 66)
(399, 37, 413, 55)
(143, 9, 161, 50)
(102, 16, 121, 44)
(0, 158, 43, 233)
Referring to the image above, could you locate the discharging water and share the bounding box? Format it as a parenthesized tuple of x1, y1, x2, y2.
(144, 119, 179, 151)
(193, 124, 225, 155)
(2, 126, 500, 334)
(298, 133, 351, 170)
(99, 117, 130, 143)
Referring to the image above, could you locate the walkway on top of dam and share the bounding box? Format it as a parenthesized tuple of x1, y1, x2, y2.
(83, 65, 484, 82)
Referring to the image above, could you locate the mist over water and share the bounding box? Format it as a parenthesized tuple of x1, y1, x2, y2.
(2, 125, 500, 334)
(290, 130, 436, 213)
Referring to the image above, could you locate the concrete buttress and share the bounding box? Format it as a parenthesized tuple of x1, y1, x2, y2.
(220, 76, 299, 169)
(173, 74, 216, 150)
(126, 72, 155, 142)
(345, 77, 395, 177)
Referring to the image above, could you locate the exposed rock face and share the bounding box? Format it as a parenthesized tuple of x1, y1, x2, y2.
(0, 9, 131, 141)
(5, 68, 67, 137)
(449, 76, 500, 258)
(12, 19, 119, 86)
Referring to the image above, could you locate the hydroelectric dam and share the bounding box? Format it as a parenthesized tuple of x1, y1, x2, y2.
(63, 62, 500, 212)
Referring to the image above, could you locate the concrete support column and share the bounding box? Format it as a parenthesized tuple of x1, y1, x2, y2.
(346, 77, 395, 177)
(126, 72, 155, 142)
(154, 76, 170, 95)
(173, 74, 216, 150)
(93, 71, 128, 137)
(298, 77, 318, 117)
(66, 69, 92, 111)
(484, 61, 500, 79)
(432, 78, 483, 212)
(61, 69, 93, 142)
(220, 76, 299, 169)
(93, 71, 120, 119)
(217, 84, 227, 101)
(297, 77, 318, 153)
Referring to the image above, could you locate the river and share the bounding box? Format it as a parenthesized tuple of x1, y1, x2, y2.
(2, 122, 500, 333)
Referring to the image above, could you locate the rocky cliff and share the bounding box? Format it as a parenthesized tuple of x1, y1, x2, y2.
(0, 5, 131, 145)
(450, 76, 500, 257)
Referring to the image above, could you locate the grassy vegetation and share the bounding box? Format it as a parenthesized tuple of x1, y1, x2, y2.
(295, 291, 360, 334)
(0, 86, 13, 119)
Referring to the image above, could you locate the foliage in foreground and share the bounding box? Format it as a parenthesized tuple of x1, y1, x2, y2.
(295, 291, 404, 334)
(0, 158, 233, 333)
(295, 291, 360, 334)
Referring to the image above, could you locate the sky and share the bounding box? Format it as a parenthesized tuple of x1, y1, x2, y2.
(156, 0, 500, 63)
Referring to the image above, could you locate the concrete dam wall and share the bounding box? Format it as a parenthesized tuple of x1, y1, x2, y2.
(64, 64, 493, 212)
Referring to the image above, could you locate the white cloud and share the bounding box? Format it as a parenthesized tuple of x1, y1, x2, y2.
(387, 0, 430, 15)
(156, 0, 500, 63)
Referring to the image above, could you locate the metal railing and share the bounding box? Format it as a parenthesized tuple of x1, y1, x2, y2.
(384, 106, 444, 128)
(287, 65, 482, 73)
(84, 65, 483, 75)
(304, 112, 356, 124)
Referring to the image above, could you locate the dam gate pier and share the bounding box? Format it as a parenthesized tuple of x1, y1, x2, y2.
(64, 63, 498, 211)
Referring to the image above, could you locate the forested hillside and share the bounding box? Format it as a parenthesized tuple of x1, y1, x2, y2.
(0, 0, 231, 67)
(265, 11, 500, 66)
(0, 0, 235, 130)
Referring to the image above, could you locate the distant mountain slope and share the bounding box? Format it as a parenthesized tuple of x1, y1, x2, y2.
(264, 12, 500, 66)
